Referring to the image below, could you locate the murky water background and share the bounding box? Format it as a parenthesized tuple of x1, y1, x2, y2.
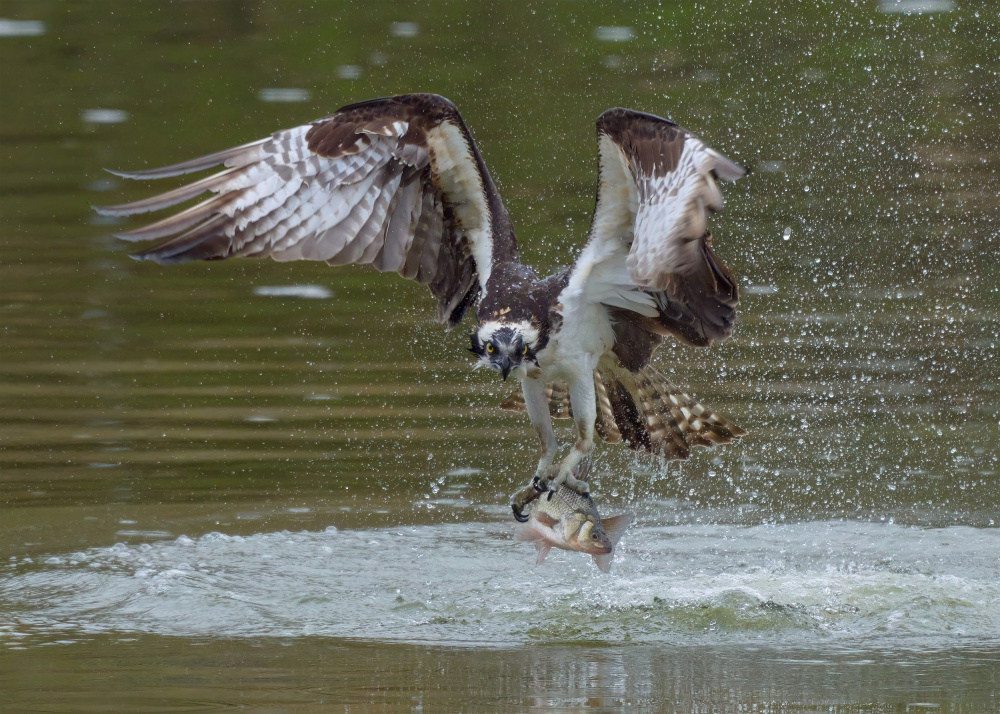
(2, 0, 998, 710)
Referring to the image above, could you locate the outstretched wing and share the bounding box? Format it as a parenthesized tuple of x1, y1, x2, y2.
(96, 93, 516, 328)
(561, 108, 745, 364)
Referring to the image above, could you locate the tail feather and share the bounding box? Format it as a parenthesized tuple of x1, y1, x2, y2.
(640, 366, 745, 443)
(596, 354, 744, 460)
(633, 375, 692, 458)
(498, 356, 744, 462)
(499, 381, 572, 419)
(549, 383, 572, 419)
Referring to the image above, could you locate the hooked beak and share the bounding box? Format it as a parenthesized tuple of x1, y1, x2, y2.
(498, 355, 512, 380)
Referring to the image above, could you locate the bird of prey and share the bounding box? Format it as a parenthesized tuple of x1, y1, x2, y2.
(98, 93, 747, 498)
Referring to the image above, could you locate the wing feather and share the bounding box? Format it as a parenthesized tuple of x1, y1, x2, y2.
(563, 108, 745, 361)
(98, 94, 515, 328)
(371, 174, 422, 273)
(399, 188, 439, 281)
(106, 139, 269, 180)
(414, 194, 445, 284)
(356, 165, 405, 265)
(326, 169, 394, 266)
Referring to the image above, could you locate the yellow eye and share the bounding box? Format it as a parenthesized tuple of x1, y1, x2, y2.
(522, 344, 528, 355)
(486, 342, 494, 354)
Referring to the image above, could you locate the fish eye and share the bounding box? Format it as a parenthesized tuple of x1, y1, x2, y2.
(486, 342, 494, 354)
(522, 344, 528, 355)
(592, 532, 600, 539)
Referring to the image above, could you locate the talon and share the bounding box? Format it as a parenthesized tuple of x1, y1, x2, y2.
(510, 476, 546, 521)
(562, 474, 588, 494)
(532, 464, 559, 493)
(550, 451, 593, 494)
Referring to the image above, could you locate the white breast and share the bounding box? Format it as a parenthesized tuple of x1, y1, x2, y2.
(537, 302, 614, 381)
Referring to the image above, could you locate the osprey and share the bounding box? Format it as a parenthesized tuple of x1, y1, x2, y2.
(98, 93, 747, 498)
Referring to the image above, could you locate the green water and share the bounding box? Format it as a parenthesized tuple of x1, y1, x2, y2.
(2, 0, 998, 710)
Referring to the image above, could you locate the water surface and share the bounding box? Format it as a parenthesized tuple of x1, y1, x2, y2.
(2, 0, 998, 710)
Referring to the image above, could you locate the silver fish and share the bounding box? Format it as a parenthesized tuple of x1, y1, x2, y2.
(514, 485, 634, 572)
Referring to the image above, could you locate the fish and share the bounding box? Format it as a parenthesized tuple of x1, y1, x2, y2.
(514, 485, 634, 573)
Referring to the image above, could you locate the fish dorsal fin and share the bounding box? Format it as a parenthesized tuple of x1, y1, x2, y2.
(601, 513, 635, 547)
(535, 541, 552, 566)
(592, 553, 613, 573)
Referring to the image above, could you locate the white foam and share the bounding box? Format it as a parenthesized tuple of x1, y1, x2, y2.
(2, 520, 998, 649)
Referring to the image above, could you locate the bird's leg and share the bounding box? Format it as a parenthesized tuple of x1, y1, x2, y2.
(549, 376, 596, 494)
(521, 376, 559, 486)
(511, 376, 560, 521)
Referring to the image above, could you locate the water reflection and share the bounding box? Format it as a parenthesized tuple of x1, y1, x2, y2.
(80, 109, 129, 125)
(594, 26, 634, 42)
(252, 284, 332, 298)
(390, 21, 419, 38)
(880, 0, 956, 15)
(0, 18, 45, 37)
(336, 64, 362, 80)
(3, 635, 994, 711)
(257, 88, 311, 103)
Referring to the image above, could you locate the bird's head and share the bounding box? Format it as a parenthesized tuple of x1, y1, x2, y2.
(469, 320, 540, 381)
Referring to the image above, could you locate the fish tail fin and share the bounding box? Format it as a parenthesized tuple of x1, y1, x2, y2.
(593, 354, 745, 459)
(601, 513, 635, 548)
(593, 553, 613, 573)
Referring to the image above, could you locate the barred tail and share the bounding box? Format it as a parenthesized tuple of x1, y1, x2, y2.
(599, 360, 745, 459)
(500, 355, 745, 460)
(498, 382, 572, 418)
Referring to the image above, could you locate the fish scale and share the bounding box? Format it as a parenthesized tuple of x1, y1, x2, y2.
(535, 485, 596, 519)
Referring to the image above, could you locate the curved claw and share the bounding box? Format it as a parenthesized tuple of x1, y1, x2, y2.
(510, 474, 549, 522)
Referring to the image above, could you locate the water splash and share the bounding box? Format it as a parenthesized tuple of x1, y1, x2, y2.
(3, 519, 997, 650)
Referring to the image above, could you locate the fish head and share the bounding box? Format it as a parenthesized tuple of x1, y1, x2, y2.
(562, 513, 613, 555)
